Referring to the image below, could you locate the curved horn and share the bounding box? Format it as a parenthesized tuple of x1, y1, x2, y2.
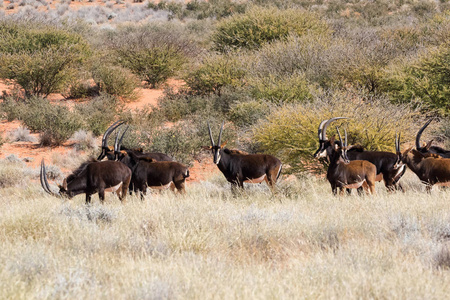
(323, 117, 347, 140)
(218, 121, 224, 146)
(40, 159, 60, 197)
(318, 119, 328, 140)
(114, 128, 121, 153)
(207, 122, 215, 147)
(395, 132, 401, 153)
(416, 119, 433, 149)
(118, 125, 129, 149)
(336, 126, 343, 147)
(102, 120, 124, 148)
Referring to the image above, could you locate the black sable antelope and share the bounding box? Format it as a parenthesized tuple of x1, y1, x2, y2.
(40, 159, 132, 204)
(415, 119, 450, 158)
(327, 127, 377, 195)
(97, 121, 172, 162)
(314, 117, 406, 191)
(126, 152, 190, 199)
(398, 143, 450, 193)
(204, 122, 282, 192)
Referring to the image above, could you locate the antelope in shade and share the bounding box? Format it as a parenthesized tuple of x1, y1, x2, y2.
(314, 117, 406, 191)
(203, 122, 282, 192)
(126, 152, 190, 200)
(40, 159, 132, 204)
(415, 118, 450, 158)
(97, 120, 125, 161)
(327, 127, 377, 195)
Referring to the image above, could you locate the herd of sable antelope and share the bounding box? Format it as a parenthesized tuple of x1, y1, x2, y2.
(39, 117, 450, 204)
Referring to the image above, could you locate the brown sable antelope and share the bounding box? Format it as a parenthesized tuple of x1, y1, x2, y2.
(326, 127, 377, 195)
(126, 152, 190, 200)
(203, 122, 282, 192)
(97, 122, 173, 162)
(398, 143, 450, 193)
(40, 159, 132, 204)
(314, 117, 406, 191)
(415, 118, 450, 158)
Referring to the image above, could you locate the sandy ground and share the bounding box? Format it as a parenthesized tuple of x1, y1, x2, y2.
(0, 79, 218, 182)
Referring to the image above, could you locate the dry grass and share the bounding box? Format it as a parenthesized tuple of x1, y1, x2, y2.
(1, 170, 449, 299)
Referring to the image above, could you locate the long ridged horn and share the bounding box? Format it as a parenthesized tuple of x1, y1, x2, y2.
(323, 117, 347, 140)
(207, 122, 215, 147)
(118, 126, 129, 149)
(318, 119, 328, 140)
(40, 159, 60, 197)
(218, 121, 224, 146)
(416, 119, 434, 149)
(102, 120, 124, 148)
(336, 126, 343, 147)
(114, 128, 121, 153)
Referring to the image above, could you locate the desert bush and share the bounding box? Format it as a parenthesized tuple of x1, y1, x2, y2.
(66, 79, 99, 99)
(248, 73, 314, 103)
(184, 54, 246, 96)
(382, 43, 450, 115)
(251, 89, 426, 173)
(74, 94, 120, 136)
(8, 126, 36, 143)
(0, 21, 91, 97)
(0, 159, 30, 188)
(105, 23, 197, 88)
(70, 130, 97, 151)
(228, 99, 271, 128)
(92, 64, 139, 100)
(212, 6, 330, 51)
(17, 96, 83, 146)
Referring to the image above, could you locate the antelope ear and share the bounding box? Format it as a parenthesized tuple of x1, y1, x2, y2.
(120, 150, 128, 156)
(62, 178, 68, 190)
(201, 146, 212, 150)
(425, 140, 433, 150)
(220, 141, 227, 148)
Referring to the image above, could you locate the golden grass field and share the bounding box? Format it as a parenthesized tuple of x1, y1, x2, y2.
(1, 169, 449, 299)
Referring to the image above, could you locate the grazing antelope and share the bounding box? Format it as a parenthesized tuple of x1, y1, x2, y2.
(203, 122, 282, 192)
(415, 119, 450, 158)
(40, 159, 132, 204)
(327, 127, 377, 195)
(398, 138, 450, 193)
(126, 152, 190, 200)
(314, 117, 406, 191)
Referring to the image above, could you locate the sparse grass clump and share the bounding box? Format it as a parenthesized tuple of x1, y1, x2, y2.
(8, 126, 36, 143)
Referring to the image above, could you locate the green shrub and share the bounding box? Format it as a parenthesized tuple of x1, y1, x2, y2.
(248, 73, 314, 103)
(382, 43, 450, 115)
(92, 65, 139, 100)
(66, 79, 99, 99)
(184, 54, 246, 96)
(106, 24, 197, 88)
(0, 22, 90, 97)
(228, 100, 270, 128)
(251, 89, 426, 173)
(17, 96, 83, 146)
(74, 94, 120, 136)
(212, 6, 330, 51)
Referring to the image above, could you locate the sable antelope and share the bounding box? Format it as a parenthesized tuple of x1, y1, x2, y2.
(415, 119, 450, 158)
(327, 127, 377, 195)
(203, 122, 282, 192)
(97, 122, 173, 162)
(314, 118, 406, 191)
(40, 159, 132, 204)
(126, 152, 190, 200)
(398, 145, 450, 193)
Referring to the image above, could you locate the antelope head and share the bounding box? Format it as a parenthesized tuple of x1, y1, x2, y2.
(202, 121, 227, 165)
(314, 117, 348, 158)
(97, 120, 125, 161)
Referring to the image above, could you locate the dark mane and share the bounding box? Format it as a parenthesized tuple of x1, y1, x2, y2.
(347, 145, 365, 152)
(66, 158, 97, 182)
